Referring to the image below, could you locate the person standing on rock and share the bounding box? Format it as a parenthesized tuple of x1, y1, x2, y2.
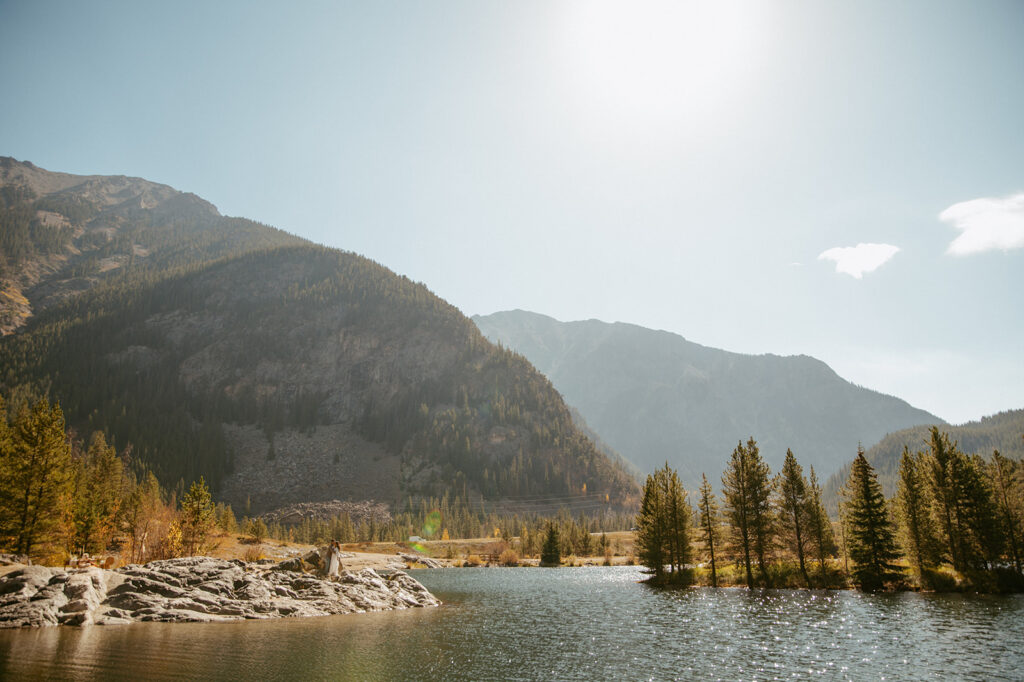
(326, 541, 344, 579)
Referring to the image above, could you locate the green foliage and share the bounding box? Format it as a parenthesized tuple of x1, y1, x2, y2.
(540, 523, 560, 566)
(805, 466, 837, 581)
(697, 473, 720, 587)
(841, 448, 900, 591)
(989, 451, 1023, 575)
(0, 398, 74, 556)
(721, 438, 773, 588)
(776, 449, 811, 587)
(179, 477, 215, 555)
(895, 447, 941, 582)
(245, 516, 269, 544)
(924, 428, 1003, 571)
(824, 409, 1024, 511)
(635, 463, 692, 584)
(69, 432, 125, 555)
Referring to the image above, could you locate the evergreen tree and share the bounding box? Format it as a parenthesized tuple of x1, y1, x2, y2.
(697, 473, 720, 587)
(636, 470, 667, 578)
(180, 477, 215, 555)
(924, 427, 969, 571)
(894, 447, 939, 581)
(962, 453, 1003, 570)
(70, 431, 124, 555)
(776, 449, 811, 587)
(245, 516, 268, 544)
(990, 450, 1023, 575)
(1, 399, 74, 557)
(841, 448, 900, 591)
(722, 438, 773, 588)
(636, 463, 692, 583)
(805, 466, 836, 580)
(216, 503, 238, 533)
(540, 522, 560, 566)
(924, 428, 1004, 571)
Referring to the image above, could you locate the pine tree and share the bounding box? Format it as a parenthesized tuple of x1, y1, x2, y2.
(990, 451, 1023, 575)
(70, 432, 124, 555)
(924, 427, 968, 571)
(776, 449, 811, 587)
(697, 473, 720, 587)
(805, 466, 836, 581)
(924, 428, 1004, 572)
(636, 470, 667, 578)
(245, 516, 268, 544)
(636, 463, 692, 583)
(180, 477, 215, 555)
(2, 399, 74, 557)
(722, 438, 773, 588)
(663, 465, 692, 575)
(962, 454, 1003, 570)
(895, 447, 939, 581)
(841, 448, 900, 591)
(540, 522, 560, 567)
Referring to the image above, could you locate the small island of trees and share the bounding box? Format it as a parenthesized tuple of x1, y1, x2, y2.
(635, 431, 1024, 593)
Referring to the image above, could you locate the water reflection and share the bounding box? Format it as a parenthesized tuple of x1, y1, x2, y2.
(1, 567, 1022, 680)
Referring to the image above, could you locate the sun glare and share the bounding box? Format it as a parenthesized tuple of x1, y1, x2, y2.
(555, 0, 764, 134)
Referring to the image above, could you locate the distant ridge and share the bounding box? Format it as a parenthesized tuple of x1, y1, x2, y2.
(474, 309, 943, 486)
(823, 408, 1024, 512)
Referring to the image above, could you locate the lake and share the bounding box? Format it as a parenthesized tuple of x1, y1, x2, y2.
(2, 566, 1022, 680)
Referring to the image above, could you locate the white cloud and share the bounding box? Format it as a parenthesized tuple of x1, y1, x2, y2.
(817, 243, 900, 279)
(941, 192, 1024, 256)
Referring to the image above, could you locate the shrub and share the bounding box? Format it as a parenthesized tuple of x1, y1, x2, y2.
(499, 548, 519, 566)
(243, 544, 265, 562)
(465, 554, 483, 567)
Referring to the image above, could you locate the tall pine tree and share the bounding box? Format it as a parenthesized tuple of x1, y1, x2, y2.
(841, 448, 900, 591)
(989, 451, 1023, 575)
(722, 438, 773, 588)
(895, 447, 939, 582)
(697, 473, 720, 587)
(805, 466, 836, 581)
(776, 449, 811, 587)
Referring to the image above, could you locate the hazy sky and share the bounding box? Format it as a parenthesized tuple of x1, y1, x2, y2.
(2, 0, 1022, 424)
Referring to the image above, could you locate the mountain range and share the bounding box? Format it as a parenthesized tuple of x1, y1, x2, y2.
(0, 158, 639, 513)
(474, 310, 944, 487)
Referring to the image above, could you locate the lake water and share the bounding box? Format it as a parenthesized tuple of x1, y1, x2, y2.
(2, 566, 1023, 680)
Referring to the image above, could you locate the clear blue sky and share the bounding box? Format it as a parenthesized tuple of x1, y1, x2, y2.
(2, 0, 1022, 424)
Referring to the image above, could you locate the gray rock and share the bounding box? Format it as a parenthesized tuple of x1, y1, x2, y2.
(0, 556, 439, 629)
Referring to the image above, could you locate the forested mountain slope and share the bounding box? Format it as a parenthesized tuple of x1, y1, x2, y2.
(823, 409, 1024, 512)
(474, 310, 943, 487)
(0, 160, 638, 512)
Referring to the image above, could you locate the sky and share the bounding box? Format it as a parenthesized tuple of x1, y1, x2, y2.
(1, 0, 1022, 425)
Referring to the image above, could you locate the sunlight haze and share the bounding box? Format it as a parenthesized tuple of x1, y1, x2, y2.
(1, 0, 1021, 424)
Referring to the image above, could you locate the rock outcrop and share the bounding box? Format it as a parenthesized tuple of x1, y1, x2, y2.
(0, 556, 439, 629)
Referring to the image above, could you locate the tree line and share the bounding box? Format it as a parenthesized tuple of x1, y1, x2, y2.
(636, 430, 1024, 592)
(0, 395, 220, 564)
(0, 392, 634, 564)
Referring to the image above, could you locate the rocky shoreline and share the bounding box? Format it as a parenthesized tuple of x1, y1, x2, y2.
(0, 554, 440, 629)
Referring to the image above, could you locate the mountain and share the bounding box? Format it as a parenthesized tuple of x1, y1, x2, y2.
(473, 310, 943, 487)
(822, 409, 1024, 512)
(0, 159, 639, 512)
